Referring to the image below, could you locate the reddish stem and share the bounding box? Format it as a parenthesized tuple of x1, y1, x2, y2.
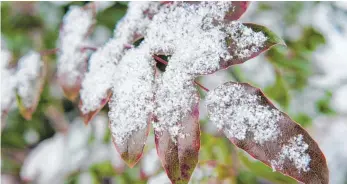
(153, 55, 168, 65)
(152, 55, 210, 92)
(194, 81, 209, 92)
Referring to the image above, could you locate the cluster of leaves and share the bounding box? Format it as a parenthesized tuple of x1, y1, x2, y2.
(1, 2, 329, 184)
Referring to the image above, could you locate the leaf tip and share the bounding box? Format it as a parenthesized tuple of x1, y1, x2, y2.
(121, 152, 143, 168)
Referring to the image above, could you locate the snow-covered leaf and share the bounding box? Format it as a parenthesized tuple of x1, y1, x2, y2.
(57, 3, 95, 101)
(220, 23, 285, 69)
(206, 82, 329, 184)
(16, 51, 46, 120)
(79, 89, 111, 124)
(108, 47, 155, 167)
(224, 1, 251, 21)
(155, 92, 200, 184)
(1, 47, 16, 122)
(79, 2, 160, 119)
(20, 134, 66, 184)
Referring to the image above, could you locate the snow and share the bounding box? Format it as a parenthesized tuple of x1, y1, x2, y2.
(147, 172, 171, 184)
(153, 71, 199, 140)
(108, 46, 155, 145)
(226, 21, 267, 59)
(331, 85, 347, 114)
(16, 51, 43, 108)
(313, 116, 347, 184)
(80, 2, 160, 114)
(206, 83, 281, 143)
(271, 134, 311, 172)
(20, 114, 123, 184)
(20, 133, 66, 184)
(1, 47, 16, 113)
(57, 5, 94, 86)
(149, 2, 267, 140)
(81, 2, 268, 142)
(141, 148, 161, 177)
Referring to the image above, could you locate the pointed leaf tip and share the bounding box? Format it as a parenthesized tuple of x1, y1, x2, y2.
(221, 23, 285, 69)
(155, 92, 200, 184)
(111, 124, 150, 168)
(79, 90, 112, 125)
(16, 52, 46, 120)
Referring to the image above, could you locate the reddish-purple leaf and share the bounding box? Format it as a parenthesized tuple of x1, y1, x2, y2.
(224, 1, 251, 21)
(111, 122, 151, 168)
(79, 90, 111, 125)
(155, 94, 200, 184)
(108, 49, 155, 167)
(220, 23, 285, 70)
(207, 82, 329, 184)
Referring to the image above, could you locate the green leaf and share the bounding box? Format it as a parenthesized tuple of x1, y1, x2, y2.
(238, 151, 297, 184)
(264, 69, 291, 109)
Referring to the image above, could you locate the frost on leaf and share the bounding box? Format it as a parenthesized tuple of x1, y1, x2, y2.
(1, 47, 16, 120)
(145, 2, 233, 75)
(57, 3, 95, 101)
(207, 82, 329, 184)
(221, 23, 285, 69)
(206, 82, 281, 143)
(271, 134, 311, 172)
(16, 51, 45, 120)
(155, 91, 200, 184)
(80, 2, 160, 122)
(108, 47, 155, 167)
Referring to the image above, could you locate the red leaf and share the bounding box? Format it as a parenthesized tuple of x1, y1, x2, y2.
(155, 94, 200, 184)
(108, 49, 155, 168)
(224, 1, 251, 21)
(79, 90, 111, 125)
(111, 122, 151, 168)
(220, 23, 285, 70)
(207, 82, 329, 184)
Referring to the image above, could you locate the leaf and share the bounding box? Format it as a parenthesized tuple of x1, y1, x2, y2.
(108, 49, 155, 168)
(79, 90, 112, 125)
(207, 82, 329, 184)
(238, 151, 297, 184)
(57, 3, 96, 101)
(264, 69, 291, 109)
(111, 123, 150, 168)
(155, 93, 200, 184)
(224, 1, 251, 21)
(16, 53, 47, 120)
(221, 23, 285, 69)
(58, 74, 85, 102)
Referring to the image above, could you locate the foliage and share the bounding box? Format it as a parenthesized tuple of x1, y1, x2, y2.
(1, 2, 337, 184)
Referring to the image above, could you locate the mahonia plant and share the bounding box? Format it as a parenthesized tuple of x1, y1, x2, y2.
(1, 2, 329, 184)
